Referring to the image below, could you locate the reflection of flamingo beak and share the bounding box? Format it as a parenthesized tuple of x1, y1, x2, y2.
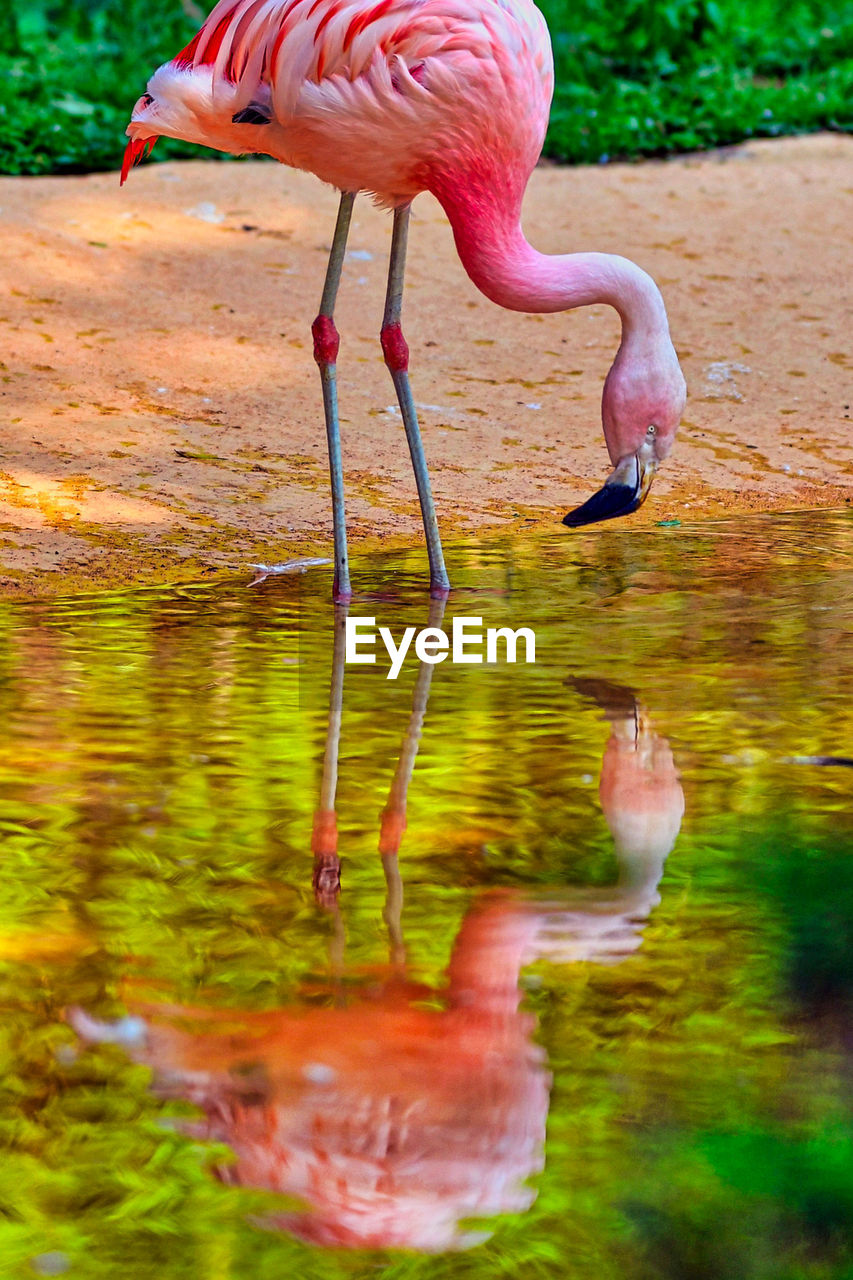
(120, 135, 157, 186)
(562, 445, 657, 528)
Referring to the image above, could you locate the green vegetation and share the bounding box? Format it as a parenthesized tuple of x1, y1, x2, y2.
(0, 0, 210, 174)
(0, 0, 850, 174)
(543, 0, 853, 160)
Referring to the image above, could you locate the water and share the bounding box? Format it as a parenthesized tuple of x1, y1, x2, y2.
(1, 511, 852, 1279)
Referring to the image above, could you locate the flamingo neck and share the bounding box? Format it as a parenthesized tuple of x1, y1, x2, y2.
(434, 180, 670, 342)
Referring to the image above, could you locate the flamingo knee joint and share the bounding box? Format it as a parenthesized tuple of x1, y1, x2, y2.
(380, 322, 409, 373)
(312, 314, 340, 367)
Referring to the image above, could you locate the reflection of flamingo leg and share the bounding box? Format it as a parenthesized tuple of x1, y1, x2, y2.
(311, 596, 447, 971)
(381, 854, 406, 972)
(312, 605, 348, 907)
(379, 596, 448, 967)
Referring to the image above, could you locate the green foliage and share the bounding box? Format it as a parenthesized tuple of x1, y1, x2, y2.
(0, 0, 850, 174)
(0, 0, 206, 175)
(539, 0, 853, 160)
(752, 836, 853, 1017)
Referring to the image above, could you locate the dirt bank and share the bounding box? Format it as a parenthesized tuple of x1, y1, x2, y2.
(0, 132, 850, 595)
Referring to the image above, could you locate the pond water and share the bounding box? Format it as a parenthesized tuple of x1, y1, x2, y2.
(1, 511, 852, 1280)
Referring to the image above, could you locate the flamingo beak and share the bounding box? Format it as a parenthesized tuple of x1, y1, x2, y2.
(562, 444, 657, 528)
(120, 135, 157, 186)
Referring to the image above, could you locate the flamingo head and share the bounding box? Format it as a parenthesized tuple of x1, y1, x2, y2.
(120, 62, 265, 187)
(563, 334, 686, 528)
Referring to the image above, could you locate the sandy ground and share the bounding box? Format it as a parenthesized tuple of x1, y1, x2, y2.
(0, 132, 850, 595)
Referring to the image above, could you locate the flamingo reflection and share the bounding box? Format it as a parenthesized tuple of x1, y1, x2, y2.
(70, 636, 684, 1252)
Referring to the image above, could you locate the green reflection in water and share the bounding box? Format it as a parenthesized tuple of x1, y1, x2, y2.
(0, 511, 852, 1278)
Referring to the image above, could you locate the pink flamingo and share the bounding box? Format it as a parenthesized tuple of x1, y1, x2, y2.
(122, 0, 687, 600)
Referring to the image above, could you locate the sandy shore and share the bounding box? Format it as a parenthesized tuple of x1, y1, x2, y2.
(0, 132, 850, 595)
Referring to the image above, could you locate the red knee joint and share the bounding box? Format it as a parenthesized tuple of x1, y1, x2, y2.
(378, 805, 407, 856)
(311, 808, 338, 856)
(312, 314, 339, 366)
(381, 322, 409, 372)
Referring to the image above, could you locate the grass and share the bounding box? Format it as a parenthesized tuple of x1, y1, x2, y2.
(0, 0, 850, 175)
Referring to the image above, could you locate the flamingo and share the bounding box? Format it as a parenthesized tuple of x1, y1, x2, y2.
(121, 0, 687, 600)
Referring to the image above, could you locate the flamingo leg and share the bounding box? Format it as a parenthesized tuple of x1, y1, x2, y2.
(381, 205, 451, 596)
(313, 191, 356, 602)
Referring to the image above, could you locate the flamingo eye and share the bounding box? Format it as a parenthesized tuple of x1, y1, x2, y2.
(647, 423, 657, 437)
(140, 94, 154, 108)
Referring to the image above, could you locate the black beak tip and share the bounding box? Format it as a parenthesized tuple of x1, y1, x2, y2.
(561, 483, 641, 529)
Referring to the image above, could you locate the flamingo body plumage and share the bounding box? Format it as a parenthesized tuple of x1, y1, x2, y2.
(126, 0, 553, 207)
(123, 0, 686, 597)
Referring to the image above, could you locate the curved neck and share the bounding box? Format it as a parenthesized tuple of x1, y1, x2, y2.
(433, 181, 670, 343)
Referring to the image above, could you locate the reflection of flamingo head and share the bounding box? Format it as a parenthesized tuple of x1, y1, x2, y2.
(599, 720, 684, 898)
(524, 677, 688, 964)
(570, 678, 685, 900)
